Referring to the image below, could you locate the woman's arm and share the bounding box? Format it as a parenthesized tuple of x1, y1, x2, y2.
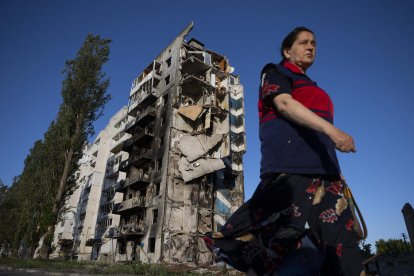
(273, 93, 356, 153)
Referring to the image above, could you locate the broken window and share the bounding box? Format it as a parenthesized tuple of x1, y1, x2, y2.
(160, 136, 164, 148)
(163, 93, 169, 105)
(160, 114, 166, 127)
(165, 75, 170, 85)
(166, 57, 172, 67)
(80, 213, 86, 221)
(152, 209, 158, 224)
(155, 182, 160, 195)
(114, 117, 126, 129)
(148, 238, 156, 253)
(156, 158, 162, 171)
(118, 240, 126, 254)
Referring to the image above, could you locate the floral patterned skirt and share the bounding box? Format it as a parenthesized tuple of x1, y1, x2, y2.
(203, 173, 364, 275)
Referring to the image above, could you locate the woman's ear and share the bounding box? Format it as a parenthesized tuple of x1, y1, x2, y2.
(283, 48, 290, 59)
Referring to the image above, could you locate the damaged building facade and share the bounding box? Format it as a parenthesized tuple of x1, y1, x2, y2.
(50, 23, 246, 265)
(111, 23, 246, 264)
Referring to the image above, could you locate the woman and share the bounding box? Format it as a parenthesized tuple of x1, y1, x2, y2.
(203, 27, 364, 275)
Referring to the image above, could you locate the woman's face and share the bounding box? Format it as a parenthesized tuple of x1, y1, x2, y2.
(283, 31, 316, 72)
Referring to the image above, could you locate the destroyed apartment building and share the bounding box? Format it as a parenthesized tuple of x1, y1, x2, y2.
(50, 22, 246, 264)
(112, 23, 246, 264)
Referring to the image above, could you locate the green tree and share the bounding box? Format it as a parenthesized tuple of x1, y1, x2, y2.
(359, 240, 374, 259)
(375, 238, 413, 256)
(0, 34, 111, 258)
(41, 34, 112, 257)
(0, 178, 6, 205)
(0, 176, 23, 255)
(0, 139, 61, 257)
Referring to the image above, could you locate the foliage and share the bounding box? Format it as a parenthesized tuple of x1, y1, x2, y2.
(375, 238, 413, 257)
(0, 178, 6, 205)
(40, 34, 112, 257)
(0, 137, 65, 256)
(359, 240, 374, 259)
(0, 34, 111, 258)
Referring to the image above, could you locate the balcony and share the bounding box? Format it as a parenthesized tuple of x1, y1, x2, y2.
(85, 238, 101, 246)
(231, 163, 243, 175)
(181, 55, 211, 76)
(230, 132, 245, 146)
(106, 162, 120, 179)
(108, 227, 118, 238)
(136, 106, 157, 127)
(115, 180, 125, 191)
(117, 172, 150, 192)
(109, 222, 146, 238)
(230, 96, 243, 110)
(180, 75, 214, 98)
(230, 108, 244, 118)
(231, 152, 243, 165)
(125, 105, 157, 133)
(230, 127, 245, 138)
(128, 69, 160, 117)
(124, 119, 137, 134)
(122, 125, 155, 152)
(230, 113, 244, 127)
(112, 196, 146, 215)
(129, 148, 153, 167)
(57, 239, 73, 246)
(118, 160, 130, 172)
(110, 137, 125, 154)
(130, 60, 161, 93)
(231, 143, 246, 153)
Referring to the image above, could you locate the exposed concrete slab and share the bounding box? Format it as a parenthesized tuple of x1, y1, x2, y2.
(178, 157, 225, 182)
(178, 134, 223, 162)
(177, 105, 204, 121)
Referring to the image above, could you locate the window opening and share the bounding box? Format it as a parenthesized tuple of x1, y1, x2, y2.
(148, 238, 156, 253)
(166, 57, 172, 67)
(119, 240, 126, 254)
(155, 183, 160, 195)
(152, 209, 158, 223)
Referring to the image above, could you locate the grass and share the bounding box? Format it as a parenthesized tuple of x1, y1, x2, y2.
(0, 257, 92, 270)
(0, 257, 207, 275)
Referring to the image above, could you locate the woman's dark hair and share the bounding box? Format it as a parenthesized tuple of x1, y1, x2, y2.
(280, 26, 314, 59)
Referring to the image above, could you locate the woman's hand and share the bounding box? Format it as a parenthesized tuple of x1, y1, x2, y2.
(327, 127, 356, 153)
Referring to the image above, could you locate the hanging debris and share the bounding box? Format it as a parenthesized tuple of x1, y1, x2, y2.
(178, 157, 225, 182)
(178, 134, 223, 162)
(177, 105, 205, 121)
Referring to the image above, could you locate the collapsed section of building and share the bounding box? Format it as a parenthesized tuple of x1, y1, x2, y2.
(50, 22, 246, 265)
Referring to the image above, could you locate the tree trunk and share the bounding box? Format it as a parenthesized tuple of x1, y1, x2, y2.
(41, 114, 83, 259)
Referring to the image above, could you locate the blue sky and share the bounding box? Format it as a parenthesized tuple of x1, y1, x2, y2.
(1, 0, 414, 248)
